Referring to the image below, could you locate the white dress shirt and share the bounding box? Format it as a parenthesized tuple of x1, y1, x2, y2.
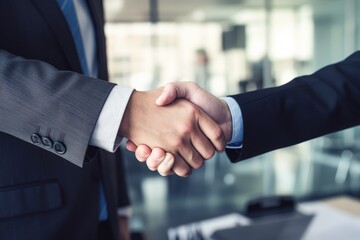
(73, 0, 132, 218)
(222, 97, 244, 149)
(74, 1, 243, 154)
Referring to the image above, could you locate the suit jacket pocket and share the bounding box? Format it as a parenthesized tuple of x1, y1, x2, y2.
(0, 181, 62, 219)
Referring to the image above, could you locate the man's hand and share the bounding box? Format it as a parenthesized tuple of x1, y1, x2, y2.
(157, 82, 232, 140)
(119, 87, 226, 177)
(125, 82, 232, 176)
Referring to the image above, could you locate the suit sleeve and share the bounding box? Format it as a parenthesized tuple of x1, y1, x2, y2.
(226, 51, 360, 162)
(0, 50, 115, 167)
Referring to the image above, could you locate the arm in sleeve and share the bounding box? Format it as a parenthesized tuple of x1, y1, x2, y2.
(0, 50, 115, 167)
(226, 51, 360, 162)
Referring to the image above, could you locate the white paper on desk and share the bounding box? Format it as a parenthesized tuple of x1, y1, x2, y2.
(299, 202, 360, 240)
(168, 213, 251, 240)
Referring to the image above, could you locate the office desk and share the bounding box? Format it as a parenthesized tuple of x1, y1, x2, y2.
(168, 195, 360, 240)
(323, 195, 360, 216)
(300, 196, 360, 240)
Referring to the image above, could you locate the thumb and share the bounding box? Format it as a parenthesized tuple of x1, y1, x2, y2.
(125, 140, 137, 152)
(156, 82, 193, 106)
(156, 84, 179, 106)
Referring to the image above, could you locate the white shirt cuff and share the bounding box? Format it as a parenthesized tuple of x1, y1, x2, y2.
(117, 206, 132, 217)
(222, 97, 243, 149)
(89, 85, 134, 152)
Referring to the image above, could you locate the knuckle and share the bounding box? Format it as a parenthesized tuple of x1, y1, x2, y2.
(192, 159, 204, 170)
(188, 104, 198, 115)
(203, 148, 215, 160)
(172, 138, 185, 149)
(182, 102, 198, 116)
(180, 123, 193, 135)
(158, 165, 173, 177)
(188, 81, 197, 88)
(166, 153, 175, 163)
(176, 167, 192, 177)
(158, 170, 169, 177)
(212, 125, 224, 140)
(135, 151, 146, 162)
(146, 159, 158, 171)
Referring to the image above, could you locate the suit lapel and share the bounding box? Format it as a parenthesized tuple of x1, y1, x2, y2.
(87, 5, 116, 238)
(31, 0, 108, 79)
(32, 1, 116, 236)
(31, 0, 83, 73)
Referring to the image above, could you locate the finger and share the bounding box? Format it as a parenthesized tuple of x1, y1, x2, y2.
(156, 82, 191, 106)
(178, 142, 205, 170)
(135, 145, 153, 162)
(156, 83, 179, 106)
(172, 154, 192, 177)
(145, 148, 166, 170)
(190, 126, 216, 160)
(125, 140, 137, 152)
(157, 153, 175, 176)
(156, 82, 199, 106)
(198, 110, 226, 152)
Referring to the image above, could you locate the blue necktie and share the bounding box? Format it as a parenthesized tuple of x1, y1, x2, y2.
(56, 0, 89, 76)
(56, 0, 108, 221)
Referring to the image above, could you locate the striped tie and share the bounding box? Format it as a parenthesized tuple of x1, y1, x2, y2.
(56, 0, 90, 76)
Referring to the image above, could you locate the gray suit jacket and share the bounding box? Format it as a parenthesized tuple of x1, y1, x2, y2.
(0, 1, 129, 239)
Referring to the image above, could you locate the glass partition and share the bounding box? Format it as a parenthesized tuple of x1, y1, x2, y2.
(105, 0, 360, 238)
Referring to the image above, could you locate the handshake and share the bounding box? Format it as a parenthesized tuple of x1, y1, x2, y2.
(119, 81, 233, 177)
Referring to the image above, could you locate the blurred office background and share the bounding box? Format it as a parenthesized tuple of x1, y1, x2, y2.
(103, 0, 360, 239)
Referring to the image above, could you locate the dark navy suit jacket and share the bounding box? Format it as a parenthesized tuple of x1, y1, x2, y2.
(227, 52, 360, 162)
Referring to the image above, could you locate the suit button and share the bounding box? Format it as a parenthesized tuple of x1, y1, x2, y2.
(54, 142, 66, 155)
(31, 133, 42, 145)
(41, 137, 53, 148)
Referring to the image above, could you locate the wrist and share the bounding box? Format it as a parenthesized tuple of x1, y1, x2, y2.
(220, 99, 232, 143)
(118, 90, 138, 139)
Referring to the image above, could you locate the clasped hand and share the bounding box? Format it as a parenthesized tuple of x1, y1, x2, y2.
(121, 82, 232, 177)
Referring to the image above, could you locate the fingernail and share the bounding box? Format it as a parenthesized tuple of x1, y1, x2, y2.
(155, 96, 163, 105)
(139, 150, 147, 158)
(163, 154, 172, 167)
(153, 151, 164, 161)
